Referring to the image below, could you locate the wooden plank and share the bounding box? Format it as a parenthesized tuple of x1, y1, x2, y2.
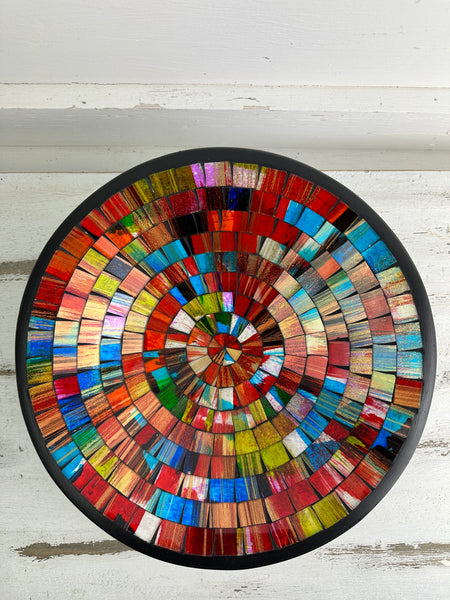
(2, 84, 449, 169)
(2, 107, 448, 159)
(3, 146, 450, 173)
(2, 536, 449, 600)
(3, 83, 448, 112)
(2, 542, 450, 600)
(2, 1, 448, 86)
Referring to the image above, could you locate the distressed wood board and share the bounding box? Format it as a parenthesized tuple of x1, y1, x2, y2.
(2, 0, 448, 86)
(2, 84, 448, 172)
(1, 170, 449, 599)
(3, 146, 450, 174)
(2, 107, 449, 157)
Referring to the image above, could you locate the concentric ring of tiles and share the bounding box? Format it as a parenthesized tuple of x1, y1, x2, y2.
(19, 151, 432, 568)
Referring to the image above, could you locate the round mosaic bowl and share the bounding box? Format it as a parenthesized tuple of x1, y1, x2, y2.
(16, 148, 436, 569)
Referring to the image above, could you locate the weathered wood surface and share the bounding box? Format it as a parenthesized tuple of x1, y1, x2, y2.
(2, 0, 448, 86)
(2, 84, 449, 163)
(1, 171, 449, 599)
(3, 145, 450, 174)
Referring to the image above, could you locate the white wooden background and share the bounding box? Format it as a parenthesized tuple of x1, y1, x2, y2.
(1, 0, 449, 598)
(2, 0, 449, 86)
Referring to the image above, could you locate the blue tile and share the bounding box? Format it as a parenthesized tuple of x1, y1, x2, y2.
(296, 207, 324, 236)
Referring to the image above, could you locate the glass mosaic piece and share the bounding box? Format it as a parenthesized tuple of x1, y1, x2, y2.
(16, 149, 436, 569)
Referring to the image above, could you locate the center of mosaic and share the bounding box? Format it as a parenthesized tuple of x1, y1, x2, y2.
(208, 333, 242, 365)
(173, 311, 265, 391)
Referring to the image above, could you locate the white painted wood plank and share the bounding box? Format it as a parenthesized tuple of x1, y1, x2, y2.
(2, 0, 449, 87)
(2, 85, 448, 169)
(3, 146, 450, 173)
(2, 107, 448, 156)
(3, 84, 449, 112)
(2, 539, 448, 600)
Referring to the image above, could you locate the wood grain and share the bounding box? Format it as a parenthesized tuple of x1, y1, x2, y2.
(1, 170, 448, 599)
(2, 0, 448, 86)
(2, 107, 448, 158)
(3, 146, 450, 174)
(3, 83, 448, 169)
